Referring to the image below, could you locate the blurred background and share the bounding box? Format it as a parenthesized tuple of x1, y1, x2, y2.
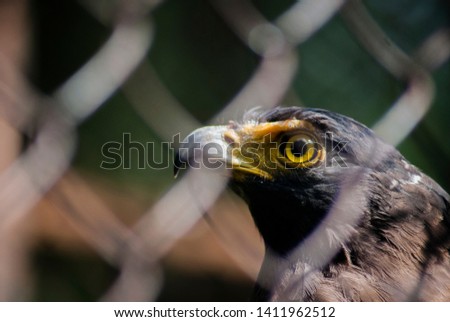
(0, 0, 448, 301)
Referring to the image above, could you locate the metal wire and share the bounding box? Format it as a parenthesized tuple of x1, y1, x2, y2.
(0, 0, 448, 301)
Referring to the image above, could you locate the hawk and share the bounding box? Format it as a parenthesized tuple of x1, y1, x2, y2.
(175, 107, 450, 301)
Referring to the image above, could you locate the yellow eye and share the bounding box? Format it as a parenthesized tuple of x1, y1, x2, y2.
(281, 133, 322, 167)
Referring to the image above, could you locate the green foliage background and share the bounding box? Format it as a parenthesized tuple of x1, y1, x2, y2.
(29, 0, 449, 300)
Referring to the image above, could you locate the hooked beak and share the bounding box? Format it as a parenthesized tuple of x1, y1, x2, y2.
(174, 125, 230, 178)
(174, 124, 273, 180)
(174, 119, 313, 180)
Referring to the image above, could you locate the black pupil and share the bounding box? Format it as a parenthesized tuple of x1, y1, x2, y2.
(292, 139, 310, 157)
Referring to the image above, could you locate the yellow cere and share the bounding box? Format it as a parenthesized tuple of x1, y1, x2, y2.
(240, 119, 314, 139)
(223, 120, 325, 180)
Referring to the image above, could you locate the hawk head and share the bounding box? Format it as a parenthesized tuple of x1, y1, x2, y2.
(175, 107, 450, 301)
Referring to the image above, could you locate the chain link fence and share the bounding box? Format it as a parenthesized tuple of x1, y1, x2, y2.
(0, 0, 449, 301)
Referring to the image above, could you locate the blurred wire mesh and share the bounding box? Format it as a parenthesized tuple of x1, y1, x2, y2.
(0, 0, 448, 301)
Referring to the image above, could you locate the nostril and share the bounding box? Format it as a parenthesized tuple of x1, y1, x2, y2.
(228, 120, 238, 129)
(223, 130, 240, 145)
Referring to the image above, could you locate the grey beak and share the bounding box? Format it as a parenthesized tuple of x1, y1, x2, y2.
(174, 125, 230, 178)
